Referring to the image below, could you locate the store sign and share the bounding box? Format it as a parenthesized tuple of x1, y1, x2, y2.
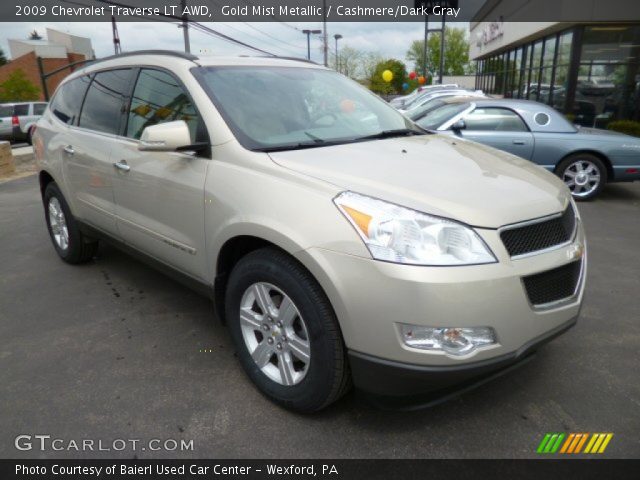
(476, 19, 504, 47)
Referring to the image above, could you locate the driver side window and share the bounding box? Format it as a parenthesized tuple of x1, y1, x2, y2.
(463, 108, 528, 132)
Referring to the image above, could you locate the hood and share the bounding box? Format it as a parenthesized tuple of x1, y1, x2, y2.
(268, 135, 570, 228)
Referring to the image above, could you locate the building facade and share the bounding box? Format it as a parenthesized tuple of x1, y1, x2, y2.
(0, 29, 93, 101)
(470, 1, 640, 128)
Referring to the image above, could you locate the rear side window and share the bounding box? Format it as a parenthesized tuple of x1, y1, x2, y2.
(0, 105, 13, 117)
(33, 103, 47, 115)
(464, 108, 528, 132)
(126, 69, 201, 142)
(14, 104, 29, 116)
(79, 69, 132, 135)
(51, 76, 91, 125)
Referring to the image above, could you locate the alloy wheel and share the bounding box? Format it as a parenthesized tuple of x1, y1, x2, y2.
(562, 160, 601, 198)
(239, 282, 311, 386)
(48, 197, 69, 251)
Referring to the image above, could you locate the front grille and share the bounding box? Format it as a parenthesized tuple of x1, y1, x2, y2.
(500, 207, 576, 257)
(523, 261, 582, 306)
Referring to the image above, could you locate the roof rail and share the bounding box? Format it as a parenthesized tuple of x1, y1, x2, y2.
(86, 50, 199, 67)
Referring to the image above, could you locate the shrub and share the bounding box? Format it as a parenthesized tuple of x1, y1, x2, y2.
(607, 120, 640, 137)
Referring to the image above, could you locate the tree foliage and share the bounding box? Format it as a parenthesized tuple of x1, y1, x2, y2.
(329, 45, 383, 82)
(406, 27, 473, 79)
(0, 69, 40, 102)
(0, 48, 7, 66)
(368, 59, 407, 95)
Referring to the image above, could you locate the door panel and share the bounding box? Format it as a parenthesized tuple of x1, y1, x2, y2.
(111, 67, 209, 280)
(460, 130, 534, 160)
(62, 127, 118, 233)
(111, 139, 208, 279)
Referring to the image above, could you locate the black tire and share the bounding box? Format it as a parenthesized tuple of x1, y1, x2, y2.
(556, 153, 607, 201)
(225, 247, 351, 412)
(44, 182, 98, 264)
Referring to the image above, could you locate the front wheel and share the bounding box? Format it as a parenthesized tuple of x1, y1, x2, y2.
(556, 154, 607, 201)
(225, 247, 351, 412)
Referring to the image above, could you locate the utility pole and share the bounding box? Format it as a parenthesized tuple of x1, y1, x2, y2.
(439, 16, 446, 84)
(423, 14, 428, 78)
(181, 0, 191, 54)
(111, 16, 121, 54)
(334, 34, 342, 73)
(302, 29, 321, 60)
(322, 0, 328, 66)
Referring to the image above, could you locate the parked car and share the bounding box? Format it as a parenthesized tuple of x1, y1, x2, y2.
(399, 88, 484, 113)
(415, 98, 640, 200)
(0, 101, 48, 144)
(389, 84, 459, 109)
(35, 51, 586, 411)
(406, 92, 487, 121)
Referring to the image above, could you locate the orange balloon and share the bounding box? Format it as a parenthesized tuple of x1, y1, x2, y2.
(418, 76, 426, 85)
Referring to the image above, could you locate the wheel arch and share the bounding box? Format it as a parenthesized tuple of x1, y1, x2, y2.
(38, 170, 56, 201)
(555, 149, 613, 182)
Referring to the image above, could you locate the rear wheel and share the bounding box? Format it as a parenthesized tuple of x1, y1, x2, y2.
(44, 182, 98, 264)
(556, 154, 607, 201)
(225, 247, 351, 412)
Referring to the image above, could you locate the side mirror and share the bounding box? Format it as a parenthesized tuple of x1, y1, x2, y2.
(138, 120, 192, 152)
(451, 119, 466, 132)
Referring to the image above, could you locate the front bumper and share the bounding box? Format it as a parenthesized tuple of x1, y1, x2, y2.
(349, 314, 577, 398)
(295, 220, 586, 395)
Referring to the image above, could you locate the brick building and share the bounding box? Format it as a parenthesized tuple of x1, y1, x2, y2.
(0, 29, 94, 101)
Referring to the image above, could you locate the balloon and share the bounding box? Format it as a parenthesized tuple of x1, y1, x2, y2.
(382, 70, 393, 82)
(340, 99, 356, 113)
(402, 82, 409, 90)
(418, 76, 426, 85)
(409, 71, 417, 80)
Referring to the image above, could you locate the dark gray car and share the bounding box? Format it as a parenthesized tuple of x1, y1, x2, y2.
(416, 98, 640, 200)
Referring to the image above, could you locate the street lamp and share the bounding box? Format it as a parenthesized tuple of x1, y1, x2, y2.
(302, 29, 322, 61)
(334, 34, 343, 73)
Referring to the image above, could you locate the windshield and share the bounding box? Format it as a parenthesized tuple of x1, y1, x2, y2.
(415, 103, 471, 130)
(194, 66, 421, 151)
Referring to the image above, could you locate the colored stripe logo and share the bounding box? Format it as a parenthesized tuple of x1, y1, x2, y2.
(537, 433, 613, 454)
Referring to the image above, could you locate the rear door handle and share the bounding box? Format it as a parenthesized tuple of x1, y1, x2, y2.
(113, 160, 130, 172)
(63, 145, 75, 155)
(512, 140, 526, 145)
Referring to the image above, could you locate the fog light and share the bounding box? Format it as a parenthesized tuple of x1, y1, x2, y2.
(399, 324, 496, 356)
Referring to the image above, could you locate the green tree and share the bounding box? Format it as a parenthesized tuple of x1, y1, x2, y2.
(0, 69, 40, 102)
(368, 59, 408, 95)
(0, 47, 7, 66)
(406, 27, 472, 79)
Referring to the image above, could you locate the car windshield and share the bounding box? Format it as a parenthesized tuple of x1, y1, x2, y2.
(415, 102, 471, 130)
(194, 66, 423, 151)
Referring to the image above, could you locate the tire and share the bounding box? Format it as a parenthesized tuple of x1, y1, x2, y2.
(556, 153, 607, 201)
(44, 182, 98, 264)
(225, 247, 351, 412)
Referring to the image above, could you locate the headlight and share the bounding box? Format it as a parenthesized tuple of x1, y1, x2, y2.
(334, 191, 496, 266)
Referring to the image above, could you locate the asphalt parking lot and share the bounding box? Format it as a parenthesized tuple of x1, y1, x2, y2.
(1, 175, 639, 459)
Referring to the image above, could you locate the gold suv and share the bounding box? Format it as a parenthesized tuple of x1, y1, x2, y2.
(35, 51, 586, 411)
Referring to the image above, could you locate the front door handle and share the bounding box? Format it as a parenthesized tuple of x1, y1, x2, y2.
(63, 145, 75, 155)
(512, 140, 526, 145)
(113, 160, 130, 172)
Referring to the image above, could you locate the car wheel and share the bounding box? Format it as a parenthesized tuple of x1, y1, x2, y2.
(556, 154, 607, 201)
(44, 182, 98, 264)
(225, 247, 351, 412)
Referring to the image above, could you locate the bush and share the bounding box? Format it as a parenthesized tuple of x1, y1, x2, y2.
(0, 69, 40, 102)
(607, 120, 640, 137)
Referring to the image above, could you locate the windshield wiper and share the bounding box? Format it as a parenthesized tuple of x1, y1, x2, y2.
(353, 128, 426, 141)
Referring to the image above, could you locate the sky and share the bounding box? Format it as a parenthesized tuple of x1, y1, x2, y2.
(0, 20, 470, 69)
